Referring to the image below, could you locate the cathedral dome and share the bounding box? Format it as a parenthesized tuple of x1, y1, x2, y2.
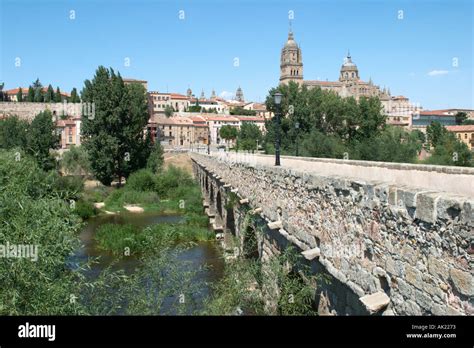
(341, 52, 357, 71)
(284, 31, 298, 48)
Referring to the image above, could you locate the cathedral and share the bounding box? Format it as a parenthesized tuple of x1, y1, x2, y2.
(279, 29, 391, 102)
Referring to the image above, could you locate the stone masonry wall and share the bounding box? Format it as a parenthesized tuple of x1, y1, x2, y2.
(191, 153, 473, 316)
(0, 102, 83, 121)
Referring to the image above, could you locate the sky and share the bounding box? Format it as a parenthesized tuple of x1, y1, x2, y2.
(1, 0, 473, 109)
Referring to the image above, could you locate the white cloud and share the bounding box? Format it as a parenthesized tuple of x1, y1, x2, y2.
(427, 70, 449, 76)
(219, 91, 234, 100)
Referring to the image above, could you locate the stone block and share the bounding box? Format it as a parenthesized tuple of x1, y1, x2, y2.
(415, 192, 439, 224)
(397, 187, 417, 208)
(449, 268, 473, 297)
(397, 278, 413, 299)
(436, 195, 465, 221)
(405, 265, 423, 289)
(385, 256, 404, 278)
(301, 247, 321, 261)
(414, 289, 434, 310)
(461, 199, 474, 227)
(359, 291, 390, 314)
(403, 300, 422, 315)
(427, 255, 450, 282)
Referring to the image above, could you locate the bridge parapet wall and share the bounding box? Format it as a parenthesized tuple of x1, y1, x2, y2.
(191, 153, 473, 315)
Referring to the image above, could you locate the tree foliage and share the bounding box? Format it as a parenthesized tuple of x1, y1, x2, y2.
(27, 110, 59, 170)
(61, 145, 91, 175)
(81, 66, 152, 185)
(237, 122, 262, 152)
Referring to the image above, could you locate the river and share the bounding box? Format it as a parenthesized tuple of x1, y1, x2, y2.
(70, 212, 225, 314)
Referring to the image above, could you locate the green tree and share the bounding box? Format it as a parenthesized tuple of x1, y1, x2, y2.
(455, 111, 468, 125)
(426, 121, 447, 148)
(238, 123, 262, 152)
(188, 105, 201, 112)
(81, 66, 151, 186)
(44, 84, 55, 102)
(70, 88, 80, 103)
(0, 115, 29, 149)
(54, 87, 62, 102)
(27, 86, 35, 102)
(230, 106, 257, 116)
(350, 126, 423, 163)
(219, 125, 238, 148)
(300, 130, 347, 159)
(33, 88, 43, 102)
(146, 142, 164, 173)
(27, 110, 59, 170)
(424, 132, 472, 167)
(61, 145, 91, 175)
(164, 105, 174, 117)
(16, 88, 23, 102)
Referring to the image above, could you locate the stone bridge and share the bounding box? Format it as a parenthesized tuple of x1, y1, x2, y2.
(191, 152, 473, 316)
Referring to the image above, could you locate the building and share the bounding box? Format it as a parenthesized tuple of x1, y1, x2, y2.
(201, 114, 240, 145)
(147, 115, 209, 147)
(148, 115, 194, 147)
(279, 29, 421, 125)
(235, 115, 266, 133)
(148, 91, 172, 114)
(235, 86, 245, 102)
(243, 102, 273, 119)
(412, 110, 458, 132)
(56, 117, 81, 149)
(123, 78, 148, 91)
(445, 125, 474, 150)
(5, 87, 70, 102)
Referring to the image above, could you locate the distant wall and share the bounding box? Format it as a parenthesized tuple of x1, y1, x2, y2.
(0, 102, 82, 121)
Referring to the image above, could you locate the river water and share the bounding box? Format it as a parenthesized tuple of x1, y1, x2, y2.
(71, 212, 225, 314)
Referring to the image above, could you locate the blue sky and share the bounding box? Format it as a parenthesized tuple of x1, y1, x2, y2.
(1, 0, 473, 109)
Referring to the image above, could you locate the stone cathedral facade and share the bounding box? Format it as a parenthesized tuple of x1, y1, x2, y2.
(279, 30, 391, 101)
(279, 29, 423, 128)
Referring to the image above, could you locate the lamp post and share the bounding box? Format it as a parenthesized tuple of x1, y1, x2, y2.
(273, 92, 282, 166)
(207, 130, 211, 155)
(295, 121, 300, 157)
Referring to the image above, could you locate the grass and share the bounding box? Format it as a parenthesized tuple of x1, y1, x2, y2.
(95, 222, 214, 256)
(202, 247, 321, 316)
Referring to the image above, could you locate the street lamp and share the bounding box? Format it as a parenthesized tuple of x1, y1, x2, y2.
(295, 121, 300, 157)
(207, 130, 211, 155)
(274, 92, 282, 166)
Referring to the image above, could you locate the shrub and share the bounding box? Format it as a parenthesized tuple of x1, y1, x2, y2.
(126, 169, 157, 192)
(74, 199, 97, 219)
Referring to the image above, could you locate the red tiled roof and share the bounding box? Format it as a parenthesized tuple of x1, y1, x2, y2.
(446, 125, 474, 132)
(170, 93, 189, 100)
(235, 116, 265, 122)
(203, 115, 239, 122)
(190, 116, 206, 122)
(56, 119, 76, 127)
(6, 87, 70, 97)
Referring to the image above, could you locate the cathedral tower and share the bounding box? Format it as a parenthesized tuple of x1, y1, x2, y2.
(339, 51, 359, 82)
(279, 29, 303, 85)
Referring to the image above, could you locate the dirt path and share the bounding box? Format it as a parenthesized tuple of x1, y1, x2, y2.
(164, 152, 193, 175)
